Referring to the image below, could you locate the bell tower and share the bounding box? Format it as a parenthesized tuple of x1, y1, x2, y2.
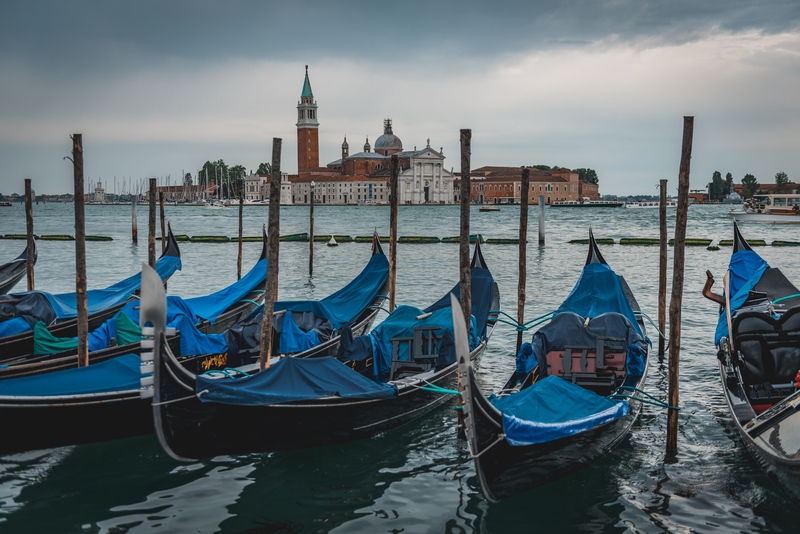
(296, 65, 319, 173)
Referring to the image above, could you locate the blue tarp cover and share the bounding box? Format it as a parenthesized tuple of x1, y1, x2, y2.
(278, 311, 322, 354)
(556, 263, 641, 336)
(490, 375, 629, 446)
(183, 258, 266, 324)
(40, 255, 182, 319)
(715, 249, 770, 345)
(274, 254, 389, 330)
(423, 267, 495, 338)
(0, 354, 143, 397)
(196, 355, 397, 406)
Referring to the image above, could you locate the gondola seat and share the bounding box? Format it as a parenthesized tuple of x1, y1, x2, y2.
(544, 336, 627, 395)
(390, 326, 441, 380)
(733, 306, 800, 406)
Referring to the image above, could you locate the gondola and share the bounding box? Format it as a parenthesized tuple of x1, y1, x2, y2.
(0, 224, 182, 357)
(148, 240, 499, 460)
(0, 233, 388, 455)
(0, 241, 36, 295)
(0, 230, 269, 379)
(458, 230, 649, 502)
(704, 222, 800, 502)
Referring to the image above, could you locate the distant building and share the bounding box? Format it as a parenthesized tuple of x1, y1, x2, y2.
(93, 181, 106, 203)
(454, 167, 585, 204)
(289, 67, 454, 205)
(244, 172, 292, 204)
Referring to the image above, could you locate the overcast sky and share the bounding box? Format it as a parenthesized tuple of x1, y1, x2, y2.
(1, 0, 799, 195)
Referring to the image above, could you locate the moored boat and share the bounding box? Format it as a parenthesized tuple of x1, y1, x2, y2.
(479, 205, 501, 212)
(0, 242, 35, 295)
(458, 230, 649, 502)
(0, 234, 391, 454)
(729, 194, 800, 224)
(551, 197, 624, 208)
(704, 222, 800, 502)
(625, 199, 677, 208)
(148, 241, 499, 460)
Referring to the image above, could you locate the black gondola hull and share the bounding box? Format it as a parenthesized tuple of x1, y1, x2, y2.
(466, 366, 643, 502)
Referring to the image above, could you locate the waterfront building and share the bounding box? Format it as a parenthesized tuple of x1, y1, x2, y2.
(454, 167, 596, 205)
(244, 172, 292, 204)
(289, 68, 454, 205)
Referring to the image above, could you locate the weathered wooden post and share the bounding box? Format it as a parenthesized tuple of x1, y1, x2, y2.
(259, 138, 282, 370)
(658, 179, 668, 359)
(72, 134, 89, 367)
(237, 178, 244, 280)
(389, 154, 399, 311)
(131, 194, 138, 244)
(148, 178, 156, 268)
(538, 195, 545, 244)
(24, 179, 35, 290)
(309, 181, 315, 276)
(666, 116, 693, 453)
(459, 129, 472, 325)
(159, 191, 166, 255)
(517, 168, 530, 353)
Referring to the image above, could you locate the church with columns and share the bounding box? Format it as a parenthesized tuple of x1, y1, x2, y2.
(289, 66, 455, 205)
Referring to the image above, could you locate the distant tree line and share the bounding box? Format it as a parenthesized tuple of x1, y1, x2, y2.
(191, 160, 272, 198)
(708, 171, 794, 200)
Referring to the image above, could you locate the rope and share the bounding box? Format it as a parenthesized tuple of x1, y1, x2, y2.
(420, 384, 460, 395)
(201, 368, 251, 379)
(151, 394, 197, 406)
(492, 310, 556, 333)
(634, 311, 669, 344)
(367, 305, 391, 314)
(609, 386, 679, 411)
(237, 299, 260, 306)
(773, 293, 800, 304)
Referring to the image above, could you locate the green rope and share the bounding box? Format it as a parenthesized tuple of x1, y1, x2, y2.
(238, 299, 260, 306)
(421, 384, 460, 395)
(773, 293, 800, 304)
(634, 311, 668, 342)
(609, 386, 679, 411)
(367, 305, 391, 314)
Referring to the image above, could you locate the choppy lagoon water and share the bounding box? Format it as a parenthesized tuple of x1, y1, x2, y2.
(0, 202, 799, 533)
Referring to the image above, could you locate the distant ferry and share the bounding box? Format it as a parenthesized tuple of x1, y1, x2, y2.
(479, 205, 501, 212)
(0, 201, 12, 207)
(730, 194, 800, 224)
(625, 199, 677, 209)
(551, 197, 624, 208)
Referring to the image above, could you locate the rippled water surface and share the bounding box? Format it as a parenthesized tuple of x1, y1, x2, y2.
(1, 202, 799, 533)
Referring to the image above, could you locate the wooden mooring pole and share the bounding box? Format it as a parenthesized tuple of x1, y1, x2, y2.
(538, 196, 545, 245)
(658, 179, 668, 359)
(24, 179, 35, 290)
(309, 182, 315, 276)
(237, 182, 244, 280)
(517, 168, 530, 353)
(131, 194, 138, 245)
(666, 117, 693, 453)
(148, 178, 156, 268)
(389, 154, 399, 312)
(259, 138, 282, 370)
(459, 129, 472, 325)
(159, 191, 166, 255)
(71, 134, 89, 367)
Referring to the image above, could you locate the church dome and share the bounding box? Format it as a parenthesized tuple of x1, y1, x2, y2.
(374, 119, 402, 153)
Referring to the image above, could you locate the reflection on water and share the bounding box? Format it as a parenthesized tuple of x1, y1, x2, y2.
(0, 203, 799, 532)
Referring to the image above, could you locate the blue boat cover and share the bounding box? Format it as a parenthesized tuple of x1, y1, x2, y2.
(556, 263, 641, 337)
(522, 311, 647, 378)
(182, 258, 266, 324)
(367, 305, 478, 378)
(423, 267, 496, 338)
(196, 355, 397, 406)
(715, 249, 770, 345)
(0, 354, 144, 397)
(0, 254, 181, 337)
(274, 254, 389, 330)
(489, 375, 629, 446)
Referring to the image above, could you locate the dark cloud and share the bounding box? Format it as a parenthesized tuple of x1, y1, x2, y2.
(2, 1, 799, 74)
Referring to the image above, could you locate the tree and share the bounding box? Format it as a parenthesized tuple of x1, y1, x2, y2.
(775, 171, 789, 193)
(742, 174, 759, 199)
(709, 171, 724, 201)
(576, 168, 599, 184)
(183, 172, 193, 187)
(257, 162, 272, 175)
(724, 172, 733, 196)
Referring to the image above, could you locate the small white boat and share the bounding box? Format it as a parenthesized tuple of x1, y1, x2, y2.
(730, 194, 800, 224)
(479, 205, 501, 212)
(625, 199, 677, 209)
(204, 200, 228, 209)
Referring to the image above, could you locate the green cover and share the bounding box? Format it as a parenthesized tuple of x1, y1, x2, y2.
(33, 321, 77, 355)
(619, 237, 660, 245)
(115, 311, 142, 345)
(280, 233, 309, 242)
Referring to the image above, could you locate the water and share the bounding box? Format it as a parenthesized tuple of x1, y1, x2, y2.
(0, 202, 798, 533)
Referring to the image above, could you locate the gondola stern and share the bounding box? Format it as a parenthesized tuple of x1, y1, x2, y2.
(372, 227, 385, 256)
(160, 222, 181, 259)
(470, 238, 488, 270)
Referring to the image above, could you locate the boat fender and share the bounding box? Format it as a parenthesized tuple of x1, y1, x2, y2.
(795, 371, 800, 390)
(583, 317, 590, 328)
